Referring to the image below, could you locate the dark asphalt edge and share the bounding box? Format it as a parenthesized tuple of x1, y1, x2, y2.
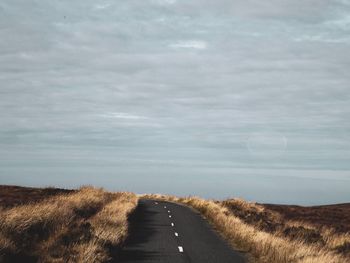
(107, 201, 141, 263)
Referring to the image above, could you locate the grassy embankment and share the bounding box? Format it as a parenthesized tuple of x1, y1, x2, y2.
(144, 194, 350, 263)
(1, 185, 349, 263)
(0, 186, 138, 263)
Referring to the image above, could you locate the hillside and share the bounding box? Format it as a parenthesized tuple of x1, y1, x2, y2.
(0, 185, 138, 263)
(1, 186, 349, 263)
(262, 203, 350, 233)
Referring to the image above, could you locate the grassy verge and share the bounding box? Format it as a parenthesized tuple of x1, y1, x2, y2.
(143, 194, 349, 263)
(0, 187, 138, 263)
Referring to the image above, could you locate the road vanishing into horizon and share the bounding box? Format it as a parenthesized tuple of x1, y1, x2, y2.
(116, 199, 246, 263)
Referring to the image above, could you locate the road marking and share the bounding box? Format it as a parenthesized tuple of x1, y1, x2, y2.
(178, 246, 184, 253)
(175, 232, 179, 237)
(171, 223, 174, 226)
(168, 210, 170, 213)
(169, 215, 172, 218)
(164, 206, 167, 208)
(155, 202, 158, 205)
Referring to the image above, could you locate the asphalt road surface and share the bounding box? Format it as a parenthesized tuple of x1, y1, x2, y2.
(117, 199, 246, 263)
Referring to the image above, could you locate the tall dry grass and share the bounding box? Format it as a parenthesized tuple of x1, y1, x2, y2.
(72, 192, 138, 262)
(144, 194, 349, 263)
(221, 198, 350, 259)
(0, 187, 138, 263)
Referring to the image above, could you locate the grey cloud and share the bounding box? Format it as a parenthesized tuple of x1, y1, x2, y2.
(0, 0, 349, 203)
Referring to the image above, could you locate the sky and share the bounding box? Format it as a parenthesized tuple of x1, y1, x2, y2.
(1, 0, 350, 205)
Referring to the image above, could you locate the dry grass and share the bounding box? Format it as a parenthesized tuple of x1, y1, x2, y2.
(143, 194, 349, 263)
(2, 185, 347, 262)
(0, 187, 138, 263)
(0, 185, 73, 208)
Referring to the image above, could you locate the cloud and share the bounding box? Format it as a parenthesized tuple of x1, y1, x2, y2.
(293, 34, 350, 44)
(152, 0, 177, 5)
(100, 112, 148, 120)
(325, 14, 350, 30)
(169, 40, 207, 50)
(0, 0, 350, 197)
(94, 3, 112, 10)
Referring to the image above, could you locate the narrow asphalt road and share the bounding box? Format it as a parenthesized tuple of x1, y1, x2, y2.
(116, 199, 246, 263)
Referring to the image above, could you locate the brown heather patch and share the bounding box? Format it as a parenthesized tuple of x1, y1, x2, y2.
(143, 194, 349, 263)
(0, 185, 73, 208)
(0, 186, 138, 263)
(262, 203, 350, 234)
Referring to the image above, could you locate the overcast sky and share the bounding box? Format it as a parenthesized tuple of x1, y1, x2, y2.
(1, 0, 350, 204)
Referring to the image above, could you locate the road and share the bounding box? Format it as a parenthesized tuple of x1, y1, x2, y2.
(116, 199, 246, 263)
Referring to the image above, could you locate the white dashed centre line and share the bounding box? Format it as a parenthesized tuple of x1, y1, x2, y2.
(175, 232, 179, 237)
(171, 223, 174, 226)
(169, 215, 172, 218)
(164, 206, 167, 208)
(178, 246, 184, 253)
(168, 210, 170, 213)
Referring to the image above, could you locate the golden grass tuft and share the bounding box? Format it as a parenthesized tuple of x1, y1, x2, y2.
(0, 187, 138, 263)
